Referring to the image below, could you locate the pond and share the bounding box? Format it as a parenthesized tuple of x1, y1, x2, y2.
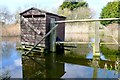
(1, 37, 120, 79)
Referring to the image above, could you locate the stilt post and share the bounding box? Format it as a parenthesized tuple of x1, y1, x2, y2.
(50, 18, 57, 52)
(93, 22, 100, 56)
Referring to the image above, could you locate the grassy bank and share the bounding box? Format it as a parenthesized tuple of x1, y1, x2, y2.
(100, 45, 120, 55)
(100, 45, 120, 61)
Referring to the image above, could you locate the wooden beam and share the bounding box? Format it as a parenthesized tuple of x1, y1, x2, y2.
(100, 43, 118, 45)
(55, 18, 120, 23)
(56, 42, 93, 44)
(56, 42, 118, 45)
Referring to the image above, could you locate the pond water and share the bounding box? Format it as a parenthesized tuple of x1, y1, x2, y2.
(1, 37, 120, 79)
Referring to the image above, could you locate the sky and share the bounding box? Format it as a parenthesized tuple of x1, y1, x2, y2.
(0, 0, 115, 18)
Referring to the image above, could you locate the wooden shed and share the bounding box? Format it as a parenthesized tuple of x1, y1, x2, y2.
(20, 7, 66, 50)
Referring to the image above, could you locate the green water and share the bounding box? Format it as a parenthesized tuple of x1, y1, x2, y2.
(1, 37, 120, 79)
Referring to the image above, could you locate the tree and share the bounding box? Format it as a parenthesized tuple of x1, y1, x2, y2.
(58, 0, 92, 20)
(14, 7, 22, 24)
(0, 7, 13, 24)
(60, 1, 88, 10)
(100, 1, 120, 26)
(58, 7, 91, 20)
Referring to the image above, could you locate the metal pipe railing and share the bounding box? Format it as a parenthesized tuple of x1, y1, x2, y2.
(55, 18, 120, 23)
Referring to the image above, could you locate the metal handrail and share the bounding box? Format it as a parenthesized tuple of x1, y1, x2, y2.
(55, 18, 120, 23)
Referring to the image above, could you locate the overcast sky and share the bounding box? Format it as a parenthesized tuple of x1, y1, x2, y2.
(0, 0, 114, 18)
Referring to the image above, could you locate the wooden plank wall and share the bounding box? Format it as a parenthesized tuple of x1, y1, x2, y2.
(21, 9, 46, 46)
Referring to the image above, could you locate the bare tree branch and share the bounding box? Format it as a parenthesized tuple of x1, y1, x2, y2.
(0, 6, 13, 24)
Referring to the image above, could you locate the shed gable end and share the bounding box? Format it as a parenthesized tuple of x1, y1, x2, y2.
(20, 8, 46, 16)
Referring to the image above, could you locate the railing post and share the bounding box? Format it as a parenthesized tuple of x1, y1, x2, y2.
(93, 22, 100, 56)
(50, 18, 57, 52)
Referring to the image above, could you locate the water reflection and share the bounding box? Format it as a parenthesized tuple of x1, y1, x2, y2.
(22, 56, 46, 78)
(97, 69, 118, 78)
(86, 51, 106, 60)
(1, 41, 22, 78)
(22, 54, 119, 78)
(62, 64, 93, 78)
(1, 37, 120, 78)
(22, 53, 65, 78)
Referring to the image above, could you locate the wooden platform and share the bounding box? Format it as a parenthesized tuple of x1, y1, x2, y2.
(16, 44, 45, 55)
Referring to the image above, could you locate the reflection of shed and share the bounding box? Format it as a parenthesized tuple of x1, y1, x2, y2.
(20, 7, 66, 48)
(22, 56, 65, 78)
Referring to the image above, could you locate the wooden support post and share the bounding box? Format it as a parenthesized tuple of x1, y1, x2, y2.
(93, 22, 100, 56)
(92, 58, 99, 78)
(45, 53, 57, 78)
(50, 18, 57, 52)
